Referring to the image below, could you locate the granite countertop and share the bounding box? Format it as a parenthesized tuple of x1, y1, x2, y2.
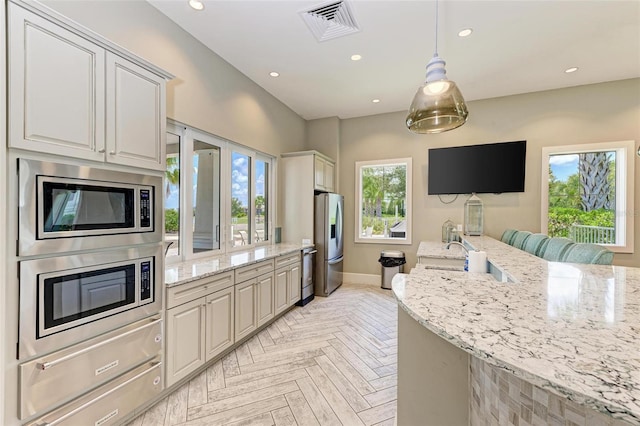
(394, 236, 640, 424)
(165, 243, 308, 287)
(417, 240, 467, 259)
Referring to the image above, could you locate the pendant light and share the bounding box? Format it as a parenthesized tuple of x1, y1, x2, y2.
(406, 0, 468, 134)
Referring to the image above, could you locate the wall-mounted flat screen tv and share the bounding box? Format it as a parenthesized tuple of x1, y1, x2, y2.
(428, 140, 526, 195)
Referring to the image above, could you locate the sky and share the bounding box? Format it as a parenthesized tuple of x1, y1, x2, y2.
(549, 154, 578, 181)
(165, 153, 266, 210)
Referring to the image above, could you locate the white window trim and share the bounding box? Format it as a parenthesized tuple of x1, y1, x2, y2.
(355, 157, 412, 245)
(165, 120, 276, 261)
(540, 140, 635, 253)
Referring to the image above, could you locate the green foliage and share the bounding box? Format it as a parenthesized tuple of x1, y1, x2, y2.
(231, 197, 246, 217)
(548, 207, 614, 238)
(165, 209, 179, 232)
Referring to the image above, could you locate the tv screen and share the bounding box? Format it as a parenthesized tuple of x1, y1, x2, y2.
(428, 141, 526, 195)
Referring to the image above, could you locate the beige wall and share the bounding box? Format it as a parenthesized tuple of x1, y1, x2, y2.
(41, 0, 307, 227)
(340, 79, 640, 273)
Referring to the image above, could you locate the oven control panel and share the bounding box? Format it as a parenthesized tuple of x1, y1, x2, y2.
(140, 260, 152, 301)
(140, 189, 151, 229)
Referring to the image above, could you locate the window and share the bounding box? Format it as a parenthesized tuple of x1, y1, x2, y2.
(165, 120, 274, 260)
(355, 158, 412, 244)
(164, 123, 182, 259)
(229, 149, 273, 248)
(231, 150, 250, 247)
(541, 141, 634, 253)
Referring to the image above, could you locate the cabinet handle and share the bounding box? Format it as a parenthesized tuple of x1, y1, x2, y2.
(109, 151, 116, 155)
(98, 148, 105, 153)
(35, 316, 162, 370)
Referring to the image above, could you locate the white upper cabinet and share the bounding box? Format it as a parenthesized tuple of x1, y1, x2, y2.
(314, 154, 335, 192)
(7, 2, 171, 171)
(105, 53, 165, 170)
(8, 4, 106, 162)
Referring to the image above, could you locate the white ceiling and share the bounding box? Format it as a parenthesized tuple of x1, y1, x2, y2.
(148, 0, 640, 121)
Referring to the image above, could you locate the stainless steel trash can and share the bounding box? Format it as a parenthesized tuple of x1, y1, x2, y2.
(378, 250, 406, 290)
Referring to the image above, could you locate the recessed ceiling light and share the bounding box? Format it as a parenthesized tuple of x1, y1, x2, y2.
(565, 67, 579, 73)
(372, 99, 380, 103)
(458, 28, 473, 37)
(188, 0, 204, 11)
(351, 54, 362, 61)
(269, 72, 280, 77)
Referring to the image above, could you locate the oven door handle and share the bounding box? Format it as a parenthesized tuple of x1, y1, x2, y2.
(36, 316, 162, 371)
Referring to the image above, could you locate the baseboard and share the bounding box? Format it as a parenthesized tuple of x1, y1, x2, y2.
(343, 272, 380, 286)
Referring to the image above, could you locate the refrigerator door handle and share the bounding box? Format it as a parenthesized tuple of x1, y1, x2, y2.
(327, 256, 344, 265)
(336, 199, 342, 252)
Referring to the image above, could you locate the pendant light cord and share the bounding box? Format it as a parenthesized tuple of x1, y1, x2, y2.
(434, 0, 439, 57)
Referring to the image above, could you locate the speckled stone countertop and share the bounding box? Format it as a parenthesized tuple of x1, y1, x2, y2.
(394, 236, 640, 424)
(416, 240, 467, 259)
(165, 243, 307, 287)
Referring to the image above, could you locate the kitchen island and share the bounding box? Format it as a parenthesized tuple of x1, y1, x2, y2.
(394, 237, 639, 425)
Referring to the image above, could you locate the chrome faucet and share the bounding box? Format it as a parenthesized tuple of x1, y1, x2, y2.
(445, 241, 469, 254)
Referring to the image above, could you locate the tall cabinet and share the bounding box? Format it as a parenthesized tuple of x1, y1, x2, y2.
(281, 150, 336, 244)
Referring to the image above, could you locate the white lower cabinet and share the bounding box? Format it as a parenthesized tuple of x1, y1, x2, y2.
(165, 272, 235, 387)
(289, 263, 302, 305)
(205, 287, 235, 361)
(235, 278, 257, 341)
(257, 273, 275, 327)
(166, 298, 206, 387)
(275, 252, 303, 311)
(275, 268, 289, 315)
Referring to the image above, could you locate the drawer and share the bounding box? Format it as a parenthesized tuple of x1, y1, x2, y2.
(275, 252, 301, 269)
(166, 271, 234, 309)
(26, 358, 162, 426)
(234, 259, 274, 283)
(19, 315, 162, 419)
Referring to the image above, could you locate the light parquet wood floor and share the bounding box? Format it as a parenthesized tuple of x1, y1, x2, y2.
(127, 283, 398, 426)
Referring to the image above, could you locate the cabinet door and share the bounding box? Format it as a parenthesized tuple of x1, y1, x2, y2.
(8, 4, 105, 161)
(165, 298, 206, 387)
(314, 156, 325, 190)
(256, 274, 275, 327)
(324, 161, 335, 192)
(105, 52, 166, 171)
(288, 263, 302, 306)
(274, 268, 289, 315)
(234, 280, 257, 341)
(205, 287, 234, 361)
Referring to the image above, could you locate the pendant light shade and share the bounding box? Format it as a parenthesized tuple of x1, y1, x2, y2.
(406, 2, 469, 134)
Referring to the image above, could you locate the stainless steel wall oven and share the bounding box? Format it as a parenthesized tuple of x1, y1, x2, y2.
(19, 245, 162, 360)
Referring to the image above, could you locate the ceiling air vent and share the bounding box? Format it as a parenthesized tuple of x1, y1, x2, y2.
(299, 0, 360, 42)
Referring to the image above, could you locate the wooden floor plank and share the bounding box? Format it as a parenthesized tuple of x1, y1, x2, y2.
(235, 342, 254, 366)
(314, 354, 371, 412)
(208, 368, 309, 402)
(295, 377, 341, 426)
(364, 386, 397, 408)
(206, 359, 226, 391)
(357, 400, 397, 426)
(187, 382, 298, 421)
(187, 373, 207, 408)
(369, 374, 397, 391)
(284, 390, 320, 426)
(177, 395, 288, 426)
(165, 382, 189, 425)
(271, 406, 297, 426)
(306, 365, 365, 426)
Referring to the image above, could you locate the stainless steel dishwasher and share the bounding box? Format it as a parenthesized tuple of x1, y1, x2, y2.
(297, 247, 316, 306)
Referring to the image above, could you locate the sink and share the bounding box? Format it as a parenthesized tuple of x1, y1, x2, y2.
(416, 259, 516, 283)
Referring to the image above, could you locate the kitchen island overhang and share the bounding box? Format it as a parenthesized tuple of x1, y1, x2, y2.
(394, 236, 640, 425)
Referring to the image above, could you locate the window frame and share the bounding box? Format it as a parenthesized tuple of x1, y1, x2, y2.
(540, 140, 635, 253)
(354, 157, 412, 245)
(165, 120, 276, 261)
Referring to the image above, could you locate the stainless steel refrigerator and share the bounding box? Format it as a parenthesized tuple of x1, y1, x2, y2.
(314, 192, 344, 296)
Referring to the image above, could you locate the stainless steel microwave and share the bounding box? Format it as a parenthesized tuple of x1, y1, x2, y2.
(18, 159, 162, 256)
(19, 244, 162, 359)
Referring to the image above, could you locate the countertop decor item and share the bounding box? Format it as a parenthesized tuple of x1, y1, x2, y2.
(464, 193, 483, 235)
(405, 0, 469, 133)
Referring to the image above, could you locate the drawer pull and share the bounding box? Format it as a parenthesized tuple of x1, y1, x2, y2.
(35, 317, 162, 371)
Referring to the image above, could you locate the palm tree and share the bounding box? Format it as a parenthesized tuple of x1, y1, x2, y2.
(165, 156, 180, 198)
(578, 152, 612, 211)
